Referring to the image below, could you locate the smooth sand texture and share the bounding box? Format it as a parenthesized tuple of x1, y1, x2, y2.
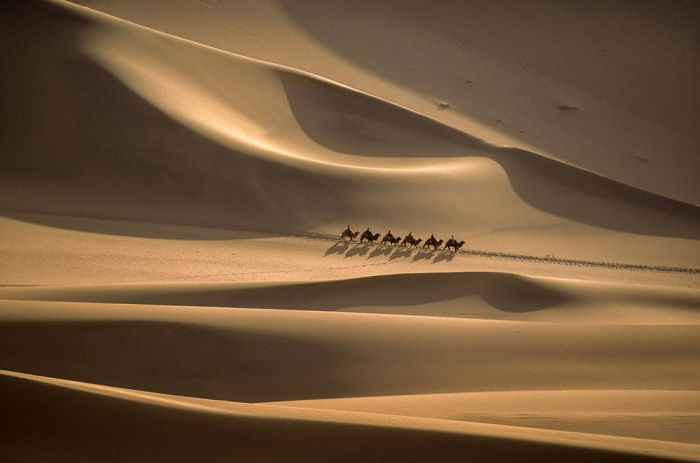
(1, 0, 699, 461)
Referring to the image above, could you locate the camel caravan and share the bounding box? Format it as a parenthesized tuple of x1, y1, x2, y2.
(340, 226, 465, 252)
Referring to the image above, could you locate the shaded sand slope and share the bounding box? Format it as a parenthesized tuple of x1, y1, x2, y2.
(68, 0, 700, 203)
(2, 301, 698, 402)
(2, 272, 699, 323)
(1, 0, 699, 266)
(3, 371, 696, 463)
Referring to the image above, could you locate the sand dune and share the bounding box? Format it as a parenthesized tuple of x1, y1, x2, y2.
(267, 390, 700, 444)
(3, 299, 699, 401)
(1, 297, 699, 460)
(4, 371, 698, 463)
(2, 0, 699, 264)
(2, 271, 699, 323)
(66, 0, 700, 204)
(2, 0, 699, 460)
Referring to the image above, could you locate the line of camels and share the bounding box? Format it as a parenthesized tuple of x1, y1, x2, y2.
(340, 226, 465, 252)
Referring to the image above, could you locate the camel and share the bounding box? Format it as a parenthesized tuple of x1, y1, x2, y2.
(423, 236, 443, 250)
(360, 230, 381, 244)
(444, 238, 465, 252)
(400, 235, 422, 248)
(340, 226, 359, 241)
(381, 231, 401, 246)
(382, 235, 402, 246)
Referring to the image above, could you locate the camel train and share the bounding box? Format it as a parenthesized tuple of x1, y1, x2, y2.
(340, 226, 465, 252)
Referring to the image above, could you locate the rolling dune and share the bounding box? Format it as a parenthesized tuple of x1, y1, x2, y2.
(1, 0, 699, 461)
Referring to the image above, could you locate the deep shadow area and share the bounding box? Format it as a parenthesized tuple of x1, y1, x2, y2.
(277, 0, 700, 204)
(6, 272, 573, 314)
(0, 0, 353, 239)
(0, 320, 348, 402)
(280, 72, 491, 158)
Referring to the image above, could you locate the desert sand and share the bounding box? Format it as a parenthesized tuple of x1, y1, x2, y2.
(1, 0, 699, 461)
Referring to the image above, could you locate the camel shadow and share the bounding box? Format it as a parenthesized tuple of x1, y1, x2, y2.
(369, 245, 393, 259)
(432, 251, 456, 263)
(324, 240, 349, 256)
(345, 243, 371, 258)
(412, 249, 435, 262)
(389, 247, 413, 260)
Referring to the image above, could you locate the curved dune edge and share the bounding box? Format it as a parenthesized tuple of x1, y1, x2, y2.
(266, 390, 700, 444)
(45, 0, 700, 206)
(49, 0, 499, 172)
(61, 0, 700, 204)
(2, 369, 698, 462)
(1, 271, 699, 324)
(51, 0, 543, 166)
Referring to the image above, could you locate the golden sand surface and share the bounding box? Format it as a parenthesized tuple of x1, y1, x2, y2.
(1, 1, 699, 461)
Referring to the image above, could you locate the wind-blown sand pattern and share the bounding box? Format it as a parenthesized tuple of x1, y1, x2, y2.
(1, 0, 699, 461)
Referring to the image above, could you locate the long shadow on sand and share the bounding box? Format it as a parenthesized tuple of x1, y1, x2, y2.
(327, 242, 454, 264)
